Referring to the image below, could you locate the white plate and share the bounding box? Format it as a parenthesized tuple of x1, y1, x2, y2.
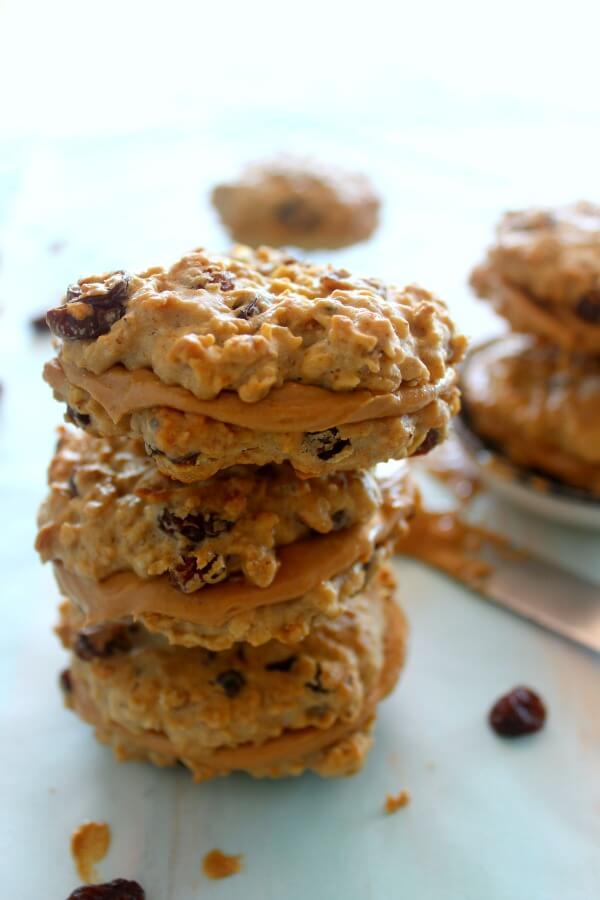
(455, 416, 600, 531)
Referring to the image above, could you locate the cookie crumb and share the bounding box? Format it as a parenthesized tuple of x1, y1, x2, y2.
(71, 821, 111, 883)
(384, 790, 411, 814)
(202, 848, 243, 879)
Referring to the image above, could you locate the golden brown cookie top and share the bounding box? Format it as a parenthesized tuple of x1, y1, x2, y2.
(211, 157, 380, 250)
(47, 245, 466, 404)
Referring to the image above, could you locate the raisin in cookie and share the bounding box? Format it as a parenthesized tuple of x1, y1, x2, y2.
(471, 202, 600, 353)
(44, 246, 466, 478)
(57, 564, 407, 781)
(461, 335, 600, 495)
(211, 157, 380, 250)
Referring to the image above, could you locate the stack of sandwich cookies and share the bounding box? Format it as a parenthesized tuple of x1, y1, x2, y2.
(43, 246, 464, 480)
(38, 246, 466, 780)
(468, 203, 600, 497)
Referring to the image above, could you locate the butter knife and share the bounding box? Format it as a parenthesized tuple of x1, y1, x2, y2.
(472, 545, 600, 654)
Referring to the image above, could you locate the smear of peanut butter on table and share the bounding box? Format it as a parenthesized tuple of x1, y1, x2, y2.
(396, 504, 500, 588)
(70, 820, 111, 883)
(202, 848, 243, 879)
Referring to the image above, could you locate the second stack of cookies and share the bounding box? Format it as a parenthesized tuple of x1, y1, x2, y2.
(468, 202, 600, 496)
(37, 245, 466, 781)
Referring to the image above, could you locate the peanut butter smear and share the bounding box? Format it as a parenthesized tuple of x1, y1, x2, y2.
(395, 501, 513, 589)
(47, 357, 456, 432)
(202, 849, 243, 879)
(70, 820, 111, 883)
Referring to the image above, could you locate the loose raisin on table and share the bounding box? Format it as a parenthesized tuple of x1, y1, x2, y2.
(74, 625, 131, 661)
(158, 509, 232, 543)
(216, 669, 246, 698)
(575, 290, 600, 324)
(413, 428, 440, 456)
(66, 879, 145, 900)
(305, 427, 351, 462)
(47, 271, 130, 341)
(489, 686, 547, 737)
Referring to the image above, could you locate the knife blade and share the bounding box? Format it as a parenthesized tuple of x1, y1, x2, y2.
(473, 545, 600, 654)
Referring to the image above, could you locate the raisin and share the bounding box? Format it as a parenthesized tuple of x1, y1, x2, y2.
(234, 298, 262, 319)
(66, 405, 92, 429)
(168, 554, 227, 591)
(331, 509, 350, 531)
(74, 625, 131, 661)
(168, 555, 198, 589)
(30, 312, 50, 333)
(575, 290, 600, 324)
(66, 879, 145, 900)
(158, 509, 232, 543)
(197, 270, 235, 292)
(146, 445, 199, 466)
(275, 198, 322, 230)
(305, 663, 329, 694)
(59, 668, 73, 693)
(216, 669, 246, 698)
(211, 271, 235, 291)
(413, 428, 440, 456)
(47, 271, 130, 341)
(489, 686, 547, 737)
(67, 472, 79, 497)
(305, 427, 351, 461)
(265, 656, 297, 672)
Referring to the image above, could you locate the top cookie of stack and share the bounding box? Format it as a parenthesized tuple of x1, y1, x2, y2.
(44, 245, 466, 481)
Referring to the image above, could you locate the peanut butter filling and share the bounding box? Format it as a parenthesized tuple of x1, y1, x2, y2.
(45, 358, 456, 433)
(69, 597, 406, 773)
(53, 493, 405, 629)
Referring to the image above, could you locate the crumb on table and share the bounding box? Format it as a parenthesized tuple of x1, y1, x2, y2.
(70, 820, 111, 883)
(202, 848, 243, 879)
(384, 790, 411, 814)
